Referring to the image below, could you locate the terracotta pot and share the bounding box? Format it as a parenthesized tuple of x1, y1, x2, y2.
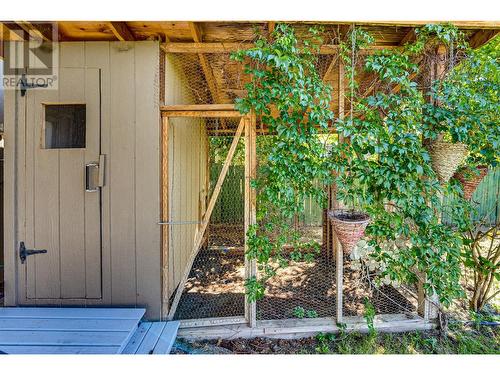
(454, 166, 489, 200)
(328, 209, 370, 254)
(426, 141, 468, 184)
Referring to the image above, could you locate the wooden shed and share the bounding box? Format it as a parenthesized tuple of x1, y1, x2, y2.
(0, 21, 498, 337)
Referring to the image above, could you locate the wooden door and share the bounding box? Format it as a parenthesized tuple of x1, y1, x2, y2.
(23, 67, 102, 301)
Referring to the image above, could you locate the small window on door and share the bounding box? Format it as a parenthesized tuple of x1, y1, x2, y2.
(44, 104, 86, 149)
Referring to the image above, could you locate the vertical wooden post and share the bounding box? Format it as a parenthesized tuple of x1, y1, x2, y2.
(161, 116, 170, 319)
(417, 44, 447, 321)
(335, 59, 345, 323)
(244, 112, 257, 327)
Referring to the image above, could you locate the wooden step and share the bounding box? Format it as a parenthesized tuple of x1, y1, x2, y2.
(123, 321, 180, 354)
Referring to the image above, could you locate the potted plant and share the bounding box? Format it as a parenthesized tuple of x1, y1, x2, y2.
(416, 24, 471, 184)
(425, 138, 468, 184)
(328, 209, 370, 254)
(453, 165, 489, 200)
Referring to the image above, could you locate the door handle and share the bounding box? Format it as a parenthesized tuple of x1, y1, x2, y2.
(85, 162, 100, 192)
(19, 242, 47, 264)
(85, 155, 105, 192)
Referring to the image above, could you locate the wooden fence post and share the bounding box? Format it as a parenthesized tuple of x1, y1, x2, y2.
(335, 58, 345, 323)
(244, 113, 257, 327)
(161, 116, 170, 319)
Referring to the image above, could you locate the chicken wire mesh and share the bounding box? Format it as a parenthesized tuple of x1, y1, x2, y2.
(342, 238, 419, 318)
(254, 134, 338, 321)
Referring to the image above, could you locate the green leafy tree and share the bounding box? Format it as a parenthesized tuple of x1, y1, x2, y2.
(231, 24, 335, 300)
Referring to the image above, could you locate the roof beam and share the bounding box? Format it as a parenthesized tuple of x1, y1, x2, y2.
(1, 22, 28, 41)
(108, 22, 135, 41)
(14, 22, 54, 42)
(323, 54, 339, 82)
(187, 22, 229, 127)
(161, 42, 397, 54)
(268, 21, 276, 34)
(187, 22, 223, 104)
(399, 28, 416, 46)
(290, 21, 500, 29)
(469, 29, 498, 49)
(188, 22, 203, 43)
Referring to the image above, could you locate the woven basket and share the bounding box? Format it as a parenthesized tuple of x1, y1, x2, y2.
(454, 166, 489, 200)
(328, 209, 370, 254)
(426, 141, 468, 184)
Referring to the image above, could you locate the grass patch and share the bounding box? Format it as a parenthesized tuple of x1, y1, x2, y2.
(315, 323, 500, 354)
(174, 323, 500, 354)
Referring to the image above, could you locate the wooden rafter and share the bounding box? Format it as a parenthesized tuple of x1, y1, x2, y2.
(188, 22, 229, 128)
(322, 54, 339, 82)
(469, 29, 498, 49)
(399, 28, 416, 46)
(187, 22, 222, 105)
(1, 22, 25, 57)
(108, 22, 135, 41)
(268, 21, 276, 35)
(15, 22, 54, 41)
(1, 22, 28, 41)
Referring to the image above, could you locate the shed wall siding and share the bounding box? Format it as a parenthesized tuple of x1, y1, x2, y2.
(4, 41, 161, 319)
(165, 55, 208, 299)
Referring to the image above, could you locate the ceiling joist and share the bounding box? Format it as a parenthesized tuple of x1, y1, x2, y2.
(399, 28, 416, 46)
(469, 29, 498, 49)
(108, 22, 135, 41)
(161, 42, 397, 54)
(15, 21, 55, 41)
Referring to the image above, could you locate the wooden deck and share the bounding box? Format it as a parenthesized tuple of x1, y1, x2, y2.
(0, 307, 179, 354)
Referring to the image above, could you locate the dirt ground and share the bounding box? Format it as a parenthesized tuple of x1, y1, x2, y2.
(173, 249, 417, 320)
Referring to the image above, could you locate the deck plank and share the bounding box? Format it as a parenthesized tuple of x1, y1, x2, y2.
(122, 322, 152, 354)
(0, 330, 129, 346)
(0, 318, 137, 331)
(0, 345, 121, 354)
(0, 308, 145, 319)
(152, 321, 180, 354)
(135, 322, 166, 354)
(0, 307, 145, 354)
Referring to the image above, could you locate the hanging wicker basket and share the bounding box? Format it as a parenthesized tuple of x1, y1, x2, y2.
(426, 141, 468, 184)
(328, 209, 370, 254)
(454, 166, 489, 200)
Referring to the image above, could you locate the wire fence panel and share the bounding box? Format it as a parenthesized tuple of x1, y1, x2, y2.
(342, 239, 419, 318)
(256, 250, 337, 320)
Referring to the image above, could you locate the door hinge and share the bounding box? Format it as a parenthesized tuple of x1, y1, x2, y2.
(19, 73, 49, 97)
(19, 242, 47, 264)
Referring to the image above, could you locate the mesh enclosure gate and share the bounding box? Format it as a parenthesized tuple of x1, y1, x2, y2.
(165, 115, 247, 322)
